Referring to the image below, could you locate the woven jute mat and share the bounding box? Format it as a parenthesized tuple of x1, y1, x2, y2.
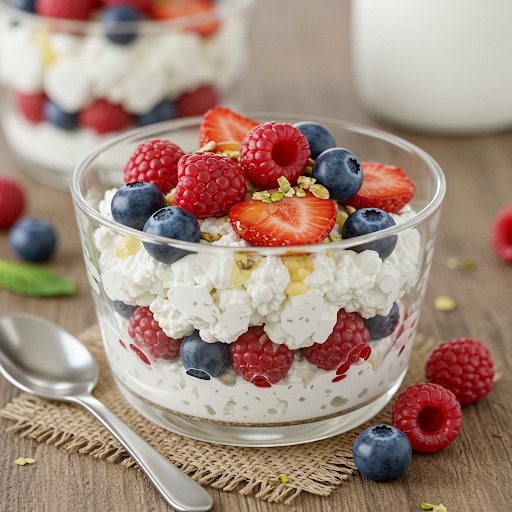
(0, 325, 435, 504)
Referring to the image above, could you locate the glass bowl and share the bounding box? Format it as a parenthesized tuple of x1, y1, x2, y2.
(70, 114, 446, 446)
(0, 0, 254, 189)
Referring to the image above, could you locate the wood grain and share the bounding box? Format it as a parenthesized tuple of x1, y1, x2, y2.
(1, 0, 512, 510)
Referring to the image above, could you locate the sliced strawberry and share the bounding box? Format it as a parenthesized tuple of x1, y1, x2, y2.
(229, 191, 337, 247)
(340, 162, 415, 214)
(150, 0, 219, 37)
(199, 107, 259, 152)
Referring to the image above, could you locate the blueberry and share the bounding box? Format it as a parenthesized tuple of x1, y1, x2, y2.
(111, 181, 167, 231)
(341, 208, 397, 260)
(136, 100, 177, 127)
(294, 121, 336, 160)
(143, 206, 201, 264)
(179, 332, 231, 380)
(363, 302, 400, 340)
(8, 0, 35, 12)
(113, 300, 138, 319)
(101, 5, 140, 45)
(311, 147, 363, 201)
(9, 216, 57, 262)
(353, 424, 412, 481)
(44, 100, 78, 131)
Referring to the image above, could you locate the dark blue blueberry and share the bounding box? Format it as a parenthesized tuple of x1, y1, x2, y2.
(353, 424, 412, 481)
(363, 302, 400, 340)
(179, 332, 231, 380)
(114, 300, 138, 319)
(9, 216, 57, 262)
(8, 0, 35, 12)
(111, 181, 167, 231)
(101, 5, 141, 45)
(143, 206, 201, 264)
(311, 147, 363, 201)
(44, 100, 78, 131)
(293, 121, 336, 160)
(136, 100, 177, 127)
(341, 208, 397, 260)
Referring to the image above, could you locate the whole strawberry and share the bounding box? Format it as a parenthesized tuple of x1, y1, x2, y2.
(425, 338, 494, 406)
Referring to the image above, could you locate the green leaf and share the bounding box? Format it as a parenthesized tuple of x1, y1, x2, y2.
(0, 259, 76, 297)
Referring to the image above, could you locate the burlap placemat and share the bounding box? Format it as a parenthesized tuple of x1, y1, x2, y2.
(0, 325, 435, 504)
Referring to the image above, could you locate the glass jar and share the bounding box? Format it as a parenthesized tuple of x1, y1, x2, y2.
(71, 114, 445, 446)
(0, 0, 254, 189)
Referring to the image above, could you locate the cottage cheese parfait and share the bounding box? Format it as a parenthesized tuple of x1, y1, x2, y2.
(71, 109, 446, 446)
(0, 0, 253, 189)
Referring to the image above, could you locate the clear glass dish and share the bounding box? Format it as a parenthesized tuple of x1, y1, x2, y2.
(71, 114, 446, 446)
(0, 0, 254, 189)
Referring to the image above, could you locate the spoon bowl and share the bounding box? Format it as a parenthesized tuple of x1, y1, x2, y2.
(0, 313, 213, 512)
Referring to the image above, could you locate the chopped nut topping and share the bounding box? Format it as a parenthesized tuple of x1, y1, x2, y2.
(420, 504, 448, 512)
(295, 186, 306, 197)
(284, 187, 296, 197)
(297, 176, 316, 189)
(201, 232, 222, 242)
(231, 253, 260, 286)
(252, 190, 271, 200)
(115, 236, 142, 259)
(197, 141, 216, 152)
(309, 183, 330, 199)
(328, 235, 342, 242)
(271, 191, 285, 202)
(277, 176, 291, 192)
(15, 457, 36, 466)
(434, 296, 457, 312)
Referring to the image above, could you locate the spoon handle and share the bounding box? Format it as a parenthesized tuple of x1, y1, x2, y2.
(73, 393, 213, 512)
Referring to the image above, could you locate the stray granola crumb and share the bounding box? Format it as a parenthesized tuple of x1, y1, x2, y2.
(434, 296, 456, 312)
(421, 504, 448, 512)
(493, 432, 503, 438)
(15, 457, 35, 466)
(446, 257, 458, 269)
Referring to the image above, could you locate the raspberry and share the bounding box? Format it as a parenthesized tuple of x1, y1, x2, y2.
(0, 176, 25, 229)
(124, 139, 185, 195)
(391, 382, 462, 452)
(230, 326, 294, 387)
(128, 307, 182, 360)
(173, 152, 247, 218)
(14, 91, 47, 124)
(490, 204, 512, 263)
(302, 309, 370, 382)
(35, 0, 96, 19)
(176, 85, 219, 118)
(425, 338, 494, 406)
(79, 99, 133, 135)
(101, 0, 152, 12)
(239, 121, 311, 189)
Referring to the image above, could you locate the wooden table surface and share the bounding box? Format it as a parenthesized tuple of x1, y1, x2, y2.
(1, 1, 512, 510)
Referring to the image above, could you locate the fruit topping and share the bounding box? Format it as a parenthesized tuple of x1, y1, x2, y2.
(311, 147, 363, 201)
(240, 121, 311, 189)
(302, 309, 370, 381)
(35, 0, 97, 20)
(180, 331, 231, 380)
(14, 91, 47, 124)
(363, 302, 400, 340)
(100, 4, 141, 45)
(124, 139, 185, 194)
(293, 121, 336, 160)
(0, 176, 25, 229)
(128, 306, 182, 360)
(9, 216, 57, 262)
(79, 99, 133, 135)
(490, 204, 512, 263)
(425, 338, 494, 406)
(229, 190, 337, 247)
(102, 0, 152, 13)
(230, 326, 294, 387)
(176, 84, 219, 118)
(391, 382, 462, 452)
(340, 162, 415, 213)
(199, 107, 259, 152)
(173, 152, 247, 218)
(113, 300, 138, 319)
(111, 181, 167, 230)
(136, 100, 177, 127)
(44, 99, 78, 131)
(352, 425, 412, 481)
(142, 206, 201, 264)
(341, 207, 397, 260)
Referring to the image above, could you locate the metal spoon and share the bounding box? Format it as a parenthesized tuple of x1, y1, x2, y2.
(0, 313, 213, 512)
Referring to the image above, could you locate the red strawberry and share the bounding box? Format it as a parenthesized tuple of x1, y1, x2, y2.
(199, 107, 259, 152)
(340, 162, 415, 214)
(150, 0, 219, 37)
(229, 191, 337, 247)
(35, 0, 97, 19)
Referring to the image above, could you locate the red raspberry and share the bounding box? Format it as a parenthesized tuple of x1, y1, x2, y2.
(230, 326, 294, 387)
(302, 309, 370, 382)
(391, 382, 462, 453)
(124, 139, 185, 195)
(239, 122, 311, 189)
(425, 338, 494, 406)
(101, 0, 152, 12)
(35, 0, 97, 20)
(0, 176, 25, 229)
(490, 204, 512, 263)
(79, 99, 133, 135)
(176, 85, 219, 118)
(14, 91, 47, 124)
(173, 152, 247, 218)
(128, 306, 182, 360)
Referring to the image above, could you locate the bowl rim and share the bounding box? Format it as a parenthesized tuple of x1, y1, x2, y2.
(0, 0, 254, 33)
(70, 113, 447, 256)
